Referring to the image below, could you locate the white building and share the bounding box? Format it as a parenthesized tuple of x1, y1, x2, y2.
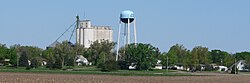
(154, 60, 163, 69)
(214, 66, 228, 71)
(76, 20, 113, 48)
(229, 60, 248, 71)
(75, 55, 89, 66)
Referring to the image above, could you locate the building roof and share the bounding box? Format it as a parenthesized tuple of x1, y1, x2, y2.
(229, 60, 246, 69)
(47, 41, 60, 48)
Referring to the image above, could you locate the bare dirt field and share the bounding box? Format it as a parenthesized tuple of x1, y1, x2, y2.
(0, 72, 250, 83)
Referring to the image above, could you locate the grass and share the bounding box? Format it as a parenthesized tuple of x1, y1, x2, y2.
(0, 66, 194, 76)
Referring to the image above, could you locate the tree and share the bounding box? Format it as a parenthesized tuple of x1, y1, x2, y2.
(100, 60, 119, 72)
(53, 54, 63, 69)
(97, 52, 108, 68)
(73, 43, 86, 55)
(19, 52, 29, 67)
(0, 44, 7, 61)
(11, 45, 44, 67)
(233, 52, 250, 69)
(30, 58, 38, 68)
(160, 52, 177, 67)
(123, 43, 159, 70)
(85, 40, 118, 71)
(118, 47, 126, 61)
(14, 46, 43, 59)
(161, 44, 189, 67)
(42, 48, 55, 69)
(0, 44, 17, 66)
(235, 52, 250, 64)
(210, 50, 234, 66)
(42, 41, 76, 69)
(88, 40, 115, 65)
(190, 46, 210, 68)
(7, 47, 17, 66)
(54, 41, 75, 68)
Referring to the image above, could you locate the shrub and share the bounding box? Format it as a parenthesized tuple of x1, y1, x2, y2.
(118, 60, 128, 70)
(100, 60, 119, 72)
(30, 58, 38, 68)
(19, 52, 29, 67)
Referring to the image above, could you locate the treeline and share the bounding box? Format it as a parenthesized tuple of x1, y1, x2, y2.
(0, 40, 117, 70)
(0, 42, 250, 71)
(160, 44, 250, 70)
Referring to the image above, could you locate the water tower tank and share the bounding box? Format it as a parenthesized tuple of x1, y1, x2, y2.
(120, 10, 134, 23)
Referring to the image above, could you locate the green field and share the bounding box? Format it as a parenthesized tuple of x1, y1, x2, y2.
(0, 66, 194, 76)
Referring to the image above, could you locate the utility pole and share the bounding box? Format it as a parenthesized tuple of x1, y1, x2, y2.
(167, 55, 168, 72)
(16, 53, 18, 68)
(235, 58, 237, 74)
(221, 59, 223, 66)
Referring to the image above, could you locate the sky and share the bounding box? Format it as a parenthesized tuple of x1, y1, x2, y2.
(0, 0, 250, 53)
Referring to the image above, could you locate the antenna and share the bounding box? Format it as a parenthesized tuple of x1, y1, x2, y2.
(84, 11, 86, 20)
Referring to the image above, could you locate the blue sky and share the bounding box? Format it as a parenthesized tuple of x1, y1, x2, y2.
(1, 0, 250, 53)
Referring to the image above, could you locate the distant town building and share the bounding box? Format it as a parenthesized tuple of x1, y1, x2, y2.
(76, 19, 113, 48)
(229, 60, 249, 72)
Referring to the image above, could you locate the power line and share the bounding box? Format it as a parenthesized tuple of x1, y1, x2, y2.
(69, 24, 77, 42)
(55, 21, 76, 42)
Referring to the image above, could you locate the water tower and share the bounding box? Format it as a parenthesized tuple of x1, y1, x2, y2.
(116, 10, 137, 61)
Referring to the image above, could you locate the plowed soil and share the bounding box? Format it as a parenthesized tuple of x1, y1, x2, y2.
(0, 72, 249, 83)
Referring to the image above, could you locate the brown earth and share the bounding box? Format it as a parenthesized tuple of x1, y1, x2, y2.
(0, 72, 250, 83)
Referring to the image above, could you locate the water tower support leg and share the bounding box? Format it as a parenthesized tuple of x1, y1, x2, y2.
(116, 22, 121, 61)
(134, 18, 137, 45)
(128, 18, 130, 44)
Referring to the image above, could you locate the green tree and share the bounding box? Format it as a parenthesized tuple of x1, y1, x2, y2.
(97, 52, 108, 68)
(11, 45, 43, 67)
(210, 50, 234, 66)
(30, 58, 38, 68)
(0, 44, 17, 66)
(53, 54, 63, 69)
(42, 41, 75, 69)
(235, 52, 250, 62)
(123, 43, 159, 70)
(73, 43, 86, 55)
(234, 52, 250, 66)
(224, 54, 234, 67)
(42, 48, 55, 68)
(100, 60, 119, 72)
(190, 46, 210, 68)
(88, 40, 115, 65)
(0, 44, 6, 60)
(161, 44, 189, 66)
(160, 52, 177, 67)
(16, 46, 43, 59)
(54, 41, 75, 68)
(19, 52, 29, 67)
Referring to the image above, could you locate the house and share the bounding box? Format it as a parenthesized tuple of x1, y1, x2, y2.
(214, 66, 228, 71)
(154, 60, 163, 69)
(46, 41, 60, 49)
(175, 64, 184, 70)
(41, 61, 47, 66)
(129, 60, 164, 70)
(229, 60, 249, 72)
(75, 55, 89, 66)
(129, 63, 136, 69)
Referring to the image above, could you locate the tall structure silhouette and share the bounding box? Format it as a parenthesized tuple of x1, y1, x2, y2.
(116, 10, 137, 61)
(76, 16, 113, 48)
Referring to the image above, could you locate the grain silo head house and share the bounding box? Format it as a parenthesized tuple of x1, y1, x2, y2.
(76, 16, 113, 48)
